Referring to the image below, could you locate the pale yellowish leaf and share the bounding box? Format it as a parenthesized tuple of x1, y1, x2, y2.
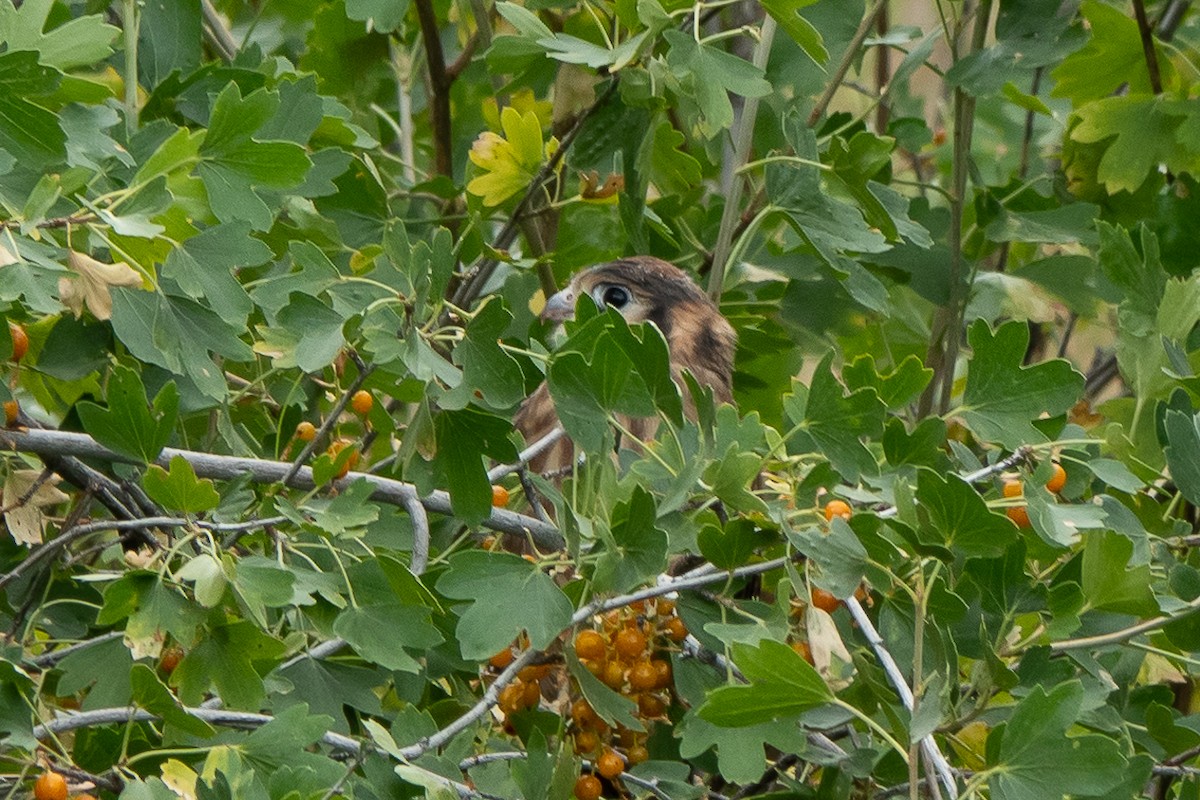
(60, 250, 144, 320)
(3, 470, 69, 546)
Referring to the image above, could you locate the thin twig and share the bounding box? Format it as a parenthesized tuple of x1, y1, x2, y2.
(0, 516, 288, 591)
(1132, 0, 1164, 94)
(487, 427, 567, 482)
(919, 0, 992, 416)
(709, 15, 777, 303)
(413, 0, 454, 177)
(281, 362, 374, 487)
(807, 0, 888, 127)
(201, 0, 239, 61)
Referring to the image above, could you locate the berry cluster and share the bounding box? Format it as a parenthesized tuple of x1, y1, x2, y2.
(485, 598, 688, 799)
(1002, 462, 1067, 528)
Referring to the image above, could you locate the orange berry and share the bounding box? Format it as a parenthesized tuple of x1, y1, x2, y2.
(602, 661, 625, 689)
(614, 627, 647, 660)
(823, 499, 852, 522)
(522, 679, 541, 707)
(159, 646, 183, 674)
(489, 648, 515, 669)
(492, 485, 510, 507)
(295, 421, 317, 441)
(499, 682, 525, 714)
(811, 588, 840, 613)
(575, 629, 607, 660)
(571, 698, 597, 727)
(481, 535, 497, 550)
(596, 749, 625, 779)
(350, 389, 374, 415)
(637, 693, 665, 717)
(8, 321, 27, 362)
(575, 730, 600, 753)
(1002, 480, 1023, 498)
(656, 599, 675, 616)
(34, 772, 68, 800)
(792, 640, 813, 663)
(574, 774, 602, 800)
(77, 796, 99, 800)
(1007, 505, 1031, 528)
(629, 661, 657, 691)
(1046, 463, 1067, 493)
(663, 617, 688, 642)
(328, 439, 360, 479)
(518, 664, 551, 682)
(627, 744, 649, 765)
(3, 399, 18, 427)
(651, 659, 671, 689)
(582, 659, 604, 677)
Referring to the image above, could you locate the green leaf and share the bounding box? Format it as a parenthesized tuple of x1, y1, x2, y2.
(346, 0, 411, 32)
(759, 0, 827, 64)
(1081, 530, 1157, 616)
(304, 479, 380, 537)
(987, 682, 1127, 800)
(697, 639, 834, 726)
(173, 620, 286, 710)
(98, 573, 203, 650)
(1070, 96, 1200, 195)
(57, 635, 133, 709)
(916, 470, 1018, 559)
(0, 51, 65, 168)
(0, 0, 119, 70)
(112, 288, 253, 400)
(333, 604, 442, 672)
(638, 117, 702, 196)
(825, 132, 898, 239)
(163, 222, 269, 326)
(784, 353, 886, 481)
(1165, 409, 1200, 507)
(198, 84, 312, 230)
(138, 0, 201, 87)
(431, 407, 519, 525)
(1050, 1, 1165, 104)
(442, 298, 525, 410)
(436, 551, 573, 659)
(232, 556, 299, 626)
(960, 320, 1084, 448)
(663, 30, 772, 138)
(592, 486, 668, 593)
(143, 455, 220, 513)
(698, 518, 761, 570)
(842, 354, 932, 410)
(76, 365, 179, 463)
(787, 518, 871, 598)
(130, 664, 215, 737)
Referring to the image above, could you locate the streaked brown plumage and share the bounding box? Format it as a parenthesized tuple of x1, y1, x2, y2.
(515, 256, 736, 474)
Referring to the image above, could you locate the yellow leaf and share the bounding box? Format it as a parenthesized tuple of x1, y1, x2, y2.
(60, 250, 144, 320)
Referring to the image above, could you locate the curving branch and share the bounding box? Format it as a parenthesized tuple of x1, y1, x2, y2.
(0, 428, 564, 549)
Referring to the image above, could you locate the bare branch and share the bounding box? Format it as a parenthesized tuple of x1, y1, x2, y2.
(0, 428, 564, 549)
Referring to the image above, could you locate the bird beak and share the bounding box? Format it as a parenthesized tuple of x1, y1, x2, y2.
(541, 287, 577, 322)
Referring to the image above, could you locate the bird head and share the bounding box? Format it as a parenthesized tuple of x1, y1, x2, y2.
(540, 256, 737, 403)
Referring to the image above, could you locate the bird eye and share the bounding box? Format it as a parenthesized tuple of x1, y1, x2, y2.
(600, 286, 630, 309)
